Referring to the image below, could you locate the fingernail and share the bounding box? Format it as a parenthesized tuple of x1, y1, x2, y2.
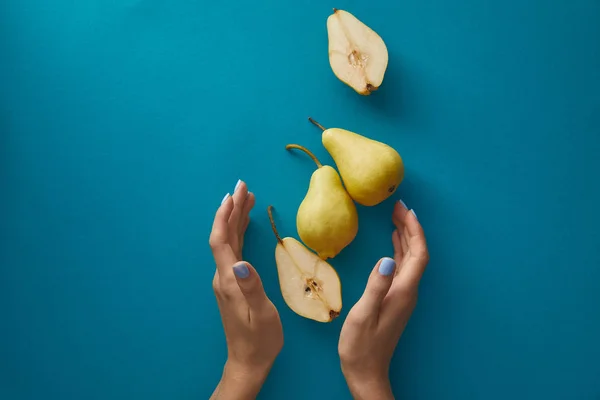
(234, 179, 242, 193)
(233, 262, 250, 279)
(378, 257, 396, 276)
(411, 209, 418, 220)
(398, 199, 408, 209)
(221, 193, 230, 205)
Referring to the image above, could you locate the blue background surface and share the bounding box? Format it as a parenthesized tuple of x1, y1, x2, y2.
(1, 0, 599, 399)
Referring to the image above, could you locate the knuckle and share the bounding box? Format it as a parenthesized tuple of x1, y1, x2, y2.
(208, 236, 221, 250)
(220, 272, 237, 286)
(339, 344, 362, 365)
(219, 288, 235, 300)
(209, 231, 231, 251)
(412, 249, 427, 262)
(338, 346, 352, 362)
(347, 310, 370, 326)
(413, 246, 429, 263)
(350, 316, 368, 328)
(219, 281, 239, 299)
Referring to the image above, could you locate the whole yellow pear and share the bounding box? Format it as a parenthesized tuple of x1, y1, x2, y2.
(286, 144, 358, 259)
(309, 118, 404, 206)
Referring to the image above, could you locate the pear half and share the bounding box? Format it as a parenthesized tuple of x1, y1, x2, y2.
(268, 206, 342, 323)
(327, 9, 388, 95)
(309, 118, 404, 206)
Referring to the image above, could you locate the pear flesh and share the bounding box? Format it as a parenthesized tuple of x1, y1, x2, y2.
(286, 144, 358, 259)
(327, 9, 388, 95)
(310, 118, 404, 207)
(268, 206, 342, 323)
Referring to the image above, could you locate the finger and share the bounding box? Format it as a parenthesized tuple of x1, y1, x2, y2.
(209, 194, 239, 278)
(232, 261, 270, 312)
(401, 227, 410, 255)
(230, 180, 249, 228)
(356, 258, 397, 314)
(392, 230, 404, 275)
(392, 199, 409, 228)
(240, 192, 256, 235)
(396, 210, 429, 290)
(228, 180, 249, 251)
(393, 200, 410, 258)
(239, 192, 256, 251)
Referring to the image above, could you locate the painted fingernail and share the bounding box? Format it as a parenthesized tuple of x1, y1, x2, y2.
(221, 193, 230, 205)
(234, 179, 242, 193)
(233, 262, 250, 279)
(398, 199, 408, 209)
(378, 257, 396, 276)
(411, 209, 418, 220)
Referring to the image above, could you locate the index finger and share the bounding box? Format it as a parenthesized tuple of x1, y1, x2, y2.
(394, 209, 429, 291)
(209, 194, 239, 278)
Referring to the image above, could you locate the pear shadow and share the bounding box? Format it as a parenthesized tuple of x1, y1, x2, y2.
(344, 54, 426, 131)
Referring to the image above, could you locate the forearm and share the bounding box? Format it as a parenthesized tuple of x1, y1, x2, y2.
(210, 361, 270, 400)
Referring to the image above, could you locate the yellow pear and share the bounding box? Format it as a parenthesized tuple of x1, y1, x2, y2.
(327, 9, 389, 95)
(267, 206, 342, 323)
(308, 118, 404, 206)
(286, 144, 358, 259)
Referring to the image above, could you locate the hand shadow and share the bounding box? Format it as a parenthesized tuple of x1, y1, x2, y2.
(387, 172, 468, 399)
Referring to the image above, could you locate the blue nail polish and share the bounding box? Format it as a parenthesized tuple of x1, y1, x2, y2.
(233, 262, 250, 279)
(378, 258, 396, 276)
(234, 179, 242, 193)
(221, 193, 230, 205)
(411, 209, 418, 220)
(398, 199, 408, 209)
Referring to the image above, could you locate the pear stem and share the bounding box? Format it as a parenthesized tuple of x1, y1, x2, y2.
(308, 117, 326, 131)
(267, 206, 283, 244)
(285, 144, 322, 168)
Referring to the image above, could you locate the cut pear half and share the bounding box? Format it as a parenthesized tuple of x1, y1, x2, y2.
(268, 206, 342, 323)
(327, 8, 388, 95)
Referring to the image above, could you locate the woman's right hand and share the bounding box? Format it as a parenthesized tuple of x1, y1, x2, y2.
(338, 200, 429, 400)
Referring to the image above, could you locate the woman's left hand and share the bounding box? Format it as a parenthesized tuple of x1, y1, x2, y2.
(209, 181, 283, 400)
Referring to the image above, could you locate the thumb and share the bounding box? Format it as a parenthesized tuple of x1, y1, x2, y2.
(232, 261, 270, 310)
(358, 257, 396, 313)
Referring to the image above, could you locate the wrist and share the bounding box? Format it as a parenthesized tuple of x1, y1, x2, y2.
(343, 371, 393, 400)
(212, 360, 271, 400)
